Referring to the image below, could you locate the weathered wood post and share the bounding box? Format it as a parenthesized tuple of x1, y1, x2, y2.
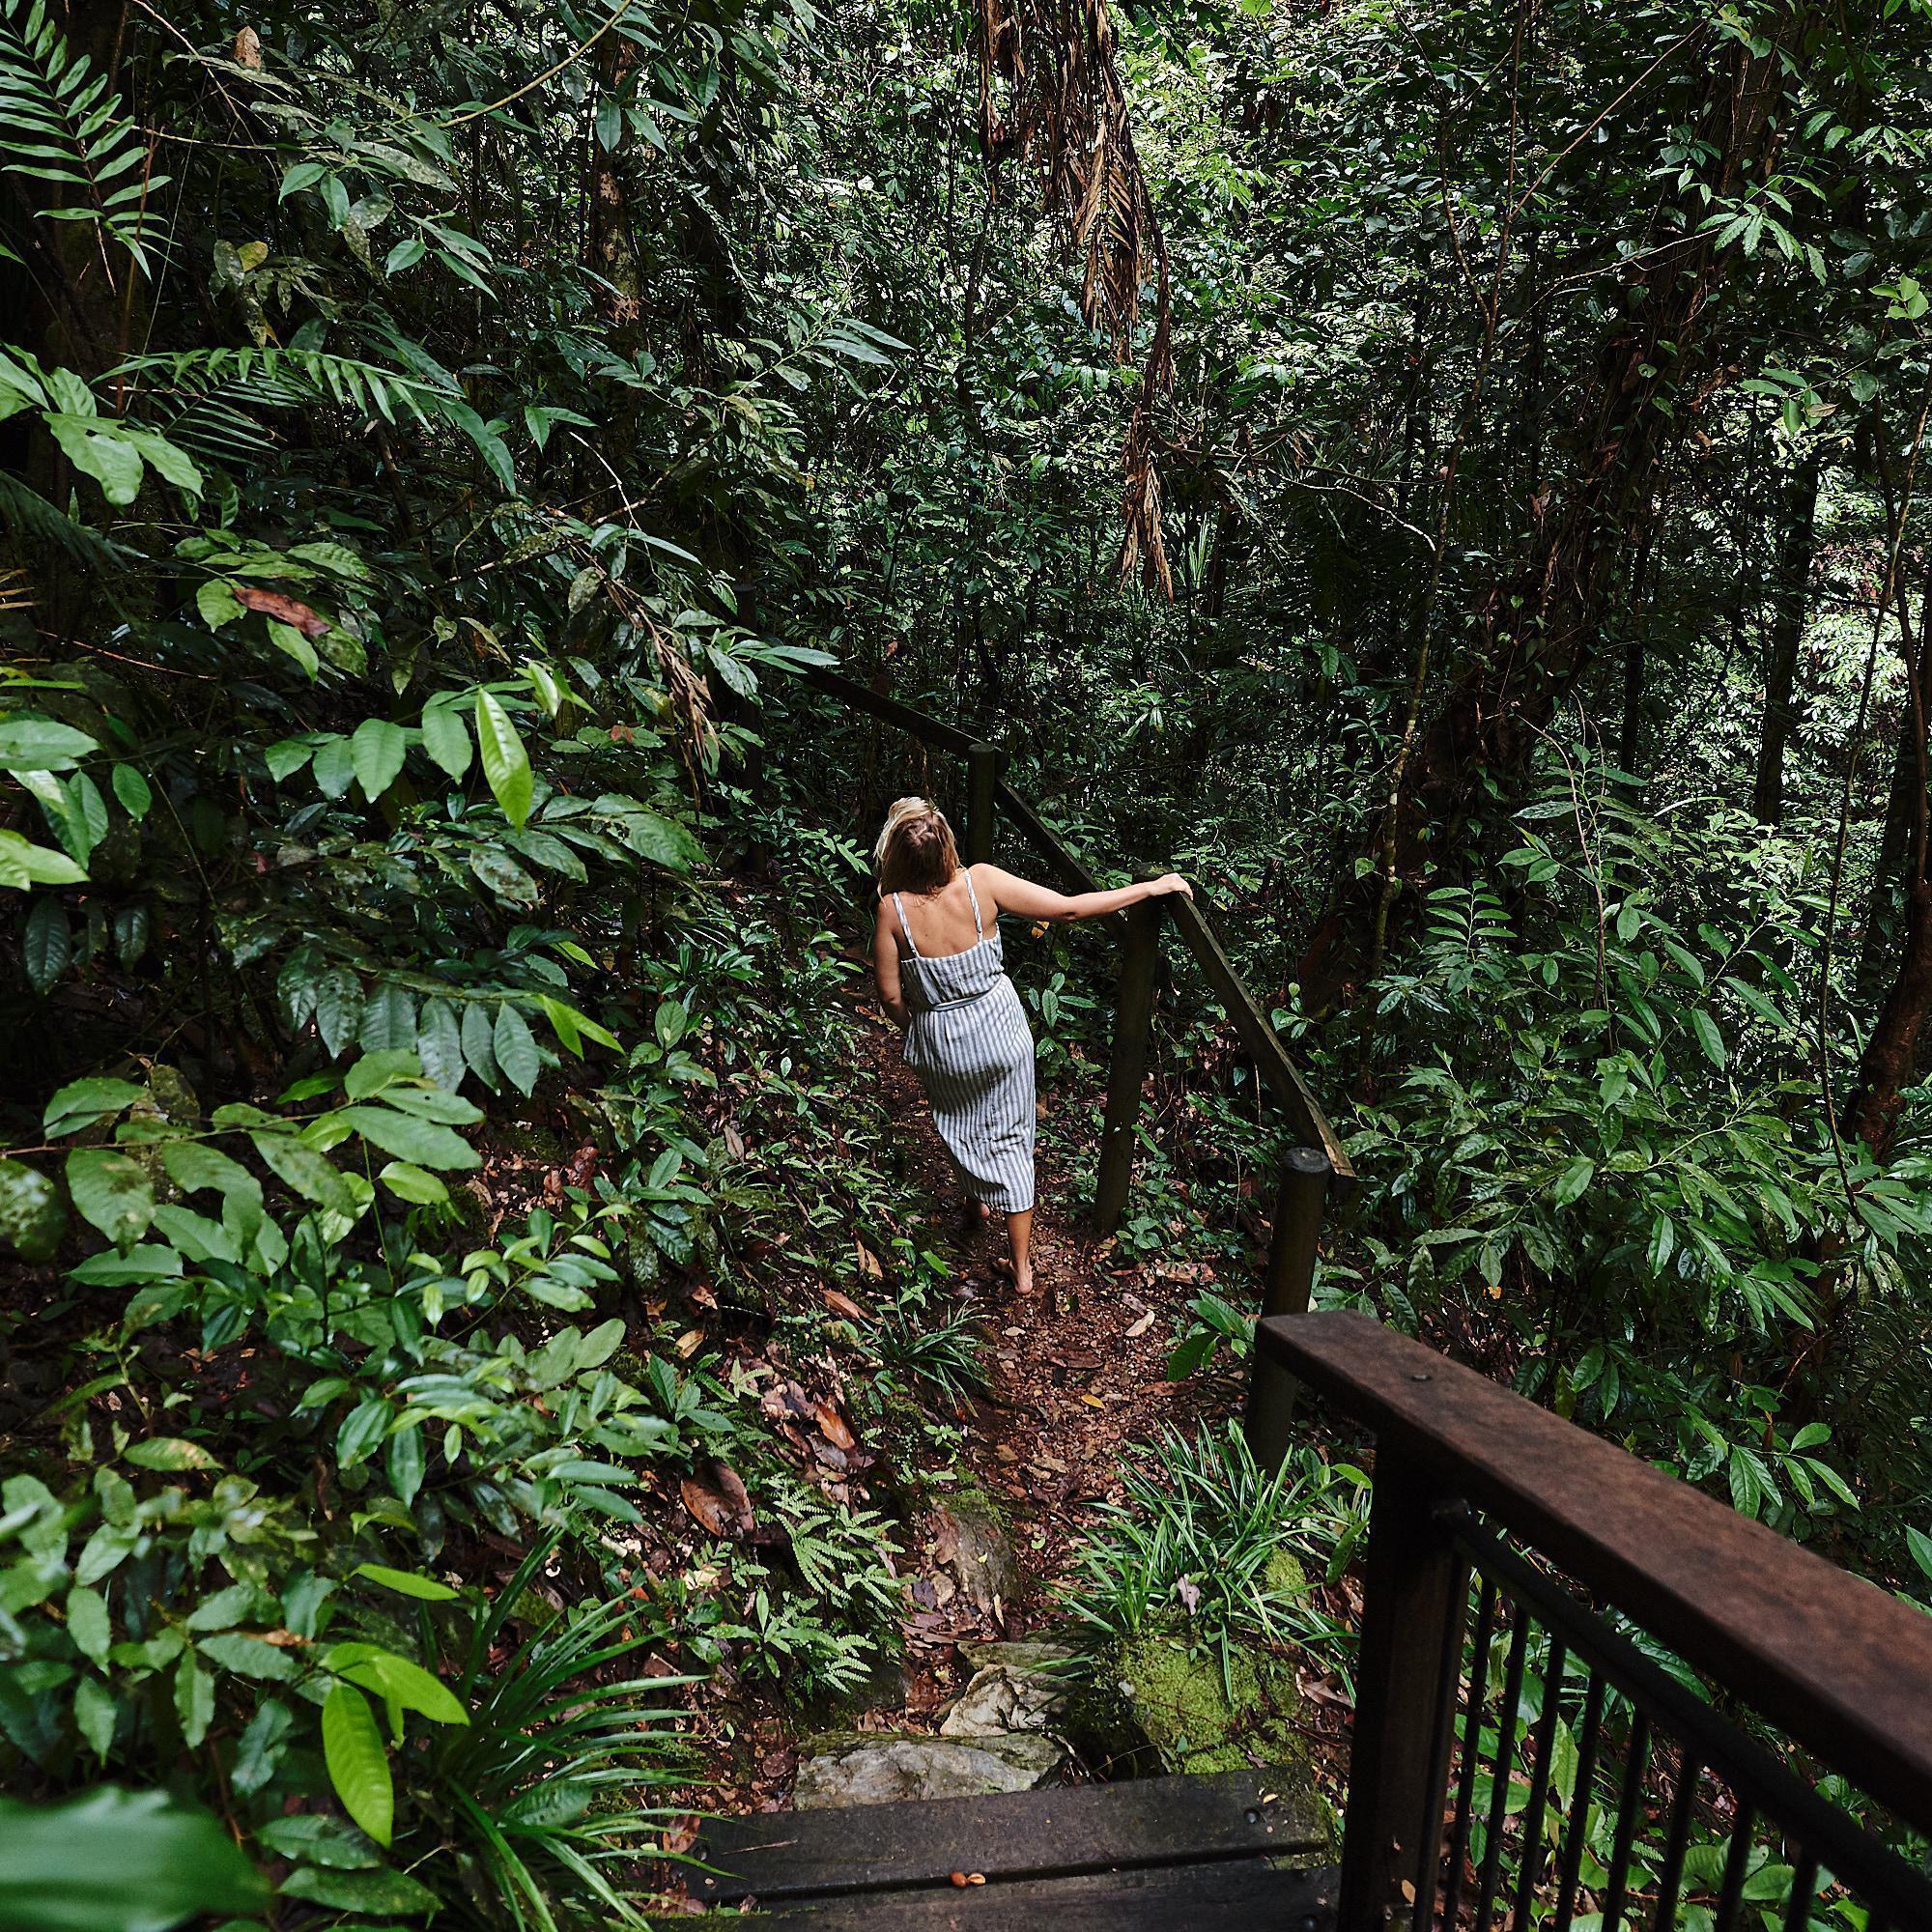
(1242, 1148, 1329, 1465)
(1094, 896, 1160, 1233)
(964, 741, 1003, 865)
(1335, 1446, 1467, 1932)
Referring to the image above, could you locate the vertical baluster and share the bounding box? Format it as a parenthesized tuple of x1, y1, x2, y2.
(963, 741, 1002, 865)
(1408, 1555, 1474, 1929)
(1650, 1745, 1701, 1930)
(1439, 1577, 1499, 1932)
(1094, 897, 1160, 1234)
(1550, 1670, 1605, 1932)
(1711, 1802, 1756, 1932)
(1334, 1452, 1467, 1932)
(1783, 1853, 1820, 1932)
(1600, 1710, 1652, 1932)
(1509, 1636, 1569, 1931)
(1472, 1601, 1532, 1931)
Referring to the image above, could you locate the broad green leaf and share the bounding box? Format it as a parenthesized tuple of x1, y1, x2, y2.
(311, 735, 355, 800)
(461, 1001, 500, 1090)
(350, 718, 408, 802)
(249, 1132, 355, 1215)
(352, 1562, 460, 1602)
(45, 1078, 143, 1137)
(314, 967, 365, 1058)
(378, 1160, 448, 1205)
(386, 1426, 424, 1508)
(253, 1815, 382, 1870)
(474, 690, 532, 827)
(325, 1642, 468, 1725)
(0, 717, 97, 772)
(0, 1787, 266, 1930)
(1690, 1008, 1727, 1068)
(416, 998, 465, 1090)
(493, 1004, 541, 1094)
(469, 845, 539, 904)
(109, 765, 151, 819)
(23, 896, 71, 995)
(66, 1149, 156, 1248)
(356, 984, 416, 1056)
(321, 1683, 393, 1847)
(0, 1157, 64, 1263)
(175, 1652, 214, 1747)
(336, 1104, 478, 1170)
(124, 1436, 216, 1472)
(72, 1675, 117, 1760)
(280, 1864, 438, 1913)
(0, 829, 88, 888)
(67, 1585, 111, 1664)
(420, 701, 470, 780)
(1552, 1157, 1594, 1208)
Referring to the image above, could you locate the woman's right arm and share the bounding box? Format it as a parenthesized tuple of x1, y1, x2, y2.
(977, 864, 1193, 923)
(873, 900, 910, 1029)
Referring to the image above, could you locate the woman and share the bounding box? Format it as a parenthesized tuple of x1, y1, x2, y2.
(871, 796, 1193, 1296)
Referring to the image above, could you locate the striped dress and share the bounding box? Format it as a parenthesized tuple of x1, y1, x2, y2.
(892, 871, 1037, 1213)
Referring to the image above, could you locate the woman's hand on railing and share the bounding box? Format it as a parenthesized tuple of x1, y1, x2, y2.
(1148, 872, 1193, 900)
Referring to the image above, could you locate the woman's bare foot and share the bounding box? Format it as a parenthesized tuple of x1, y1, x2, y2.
(962, 1197, 992, 1228)
(1012, 1263, 1036, 1297)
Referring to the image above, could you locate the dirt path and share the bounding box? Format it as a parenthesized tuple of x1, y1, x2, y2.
(827, 1020, 1231, 1718)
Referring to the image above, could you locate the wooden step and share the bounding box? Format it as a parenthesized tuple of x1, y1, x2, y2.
(692, 1770, 1330, 1904)
(749, 1859, 1337, 1927)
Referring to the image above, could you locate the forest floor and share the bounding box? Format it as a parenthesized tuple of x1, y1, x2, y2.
(682, 1005, 1235, 1821)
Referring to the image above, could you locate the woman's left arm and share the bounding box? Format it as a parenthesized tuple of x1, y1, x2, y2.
(873, 899, 910, 1030)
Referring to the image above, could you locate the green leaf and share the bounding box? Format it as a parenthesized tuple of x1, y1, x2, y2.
(67, 1584, 111, 1664)
(0, 1788, 266, 1932)
(311, 735, 355, 800)
(1552, 1157, 1594, 1208)
(248, 1132, 354, 1215)
(378, 1160, 448, 1205)
(352, 1562, 460, 1602)
(461, 1002, 500, 1090)
(420, 701, 470, 780)
(48, 415, 145, 505)
(475, 690, 532, 827)
(493, 1004, 541, 1094)
(469, 845, 540, 904)
(232, 1699, 295, 1797)
(321, 1683, 393, 1848)
(336, 1104, 478, 1171)
(622, 808, 699, 871)
(324, 1642, 469, 1725)
(252, 1815, 382, 1870)
(66, 1149, 156, 1248)
(0, 829, 88, 887)
(0, 1157, 64, 1263)
(175, 1651, 213, 1747)
(124, 1436, 216, 1472)
(1907, 1524, 1932, 1584)
(314, 967, 365, 1058)
(416, 998, 465, 1090)
(197, 1632, 295, 1681)
(22, 896, 70, 994)
(386, 1425, 424, 1507)
(0, 717, 97, 772)
(350, 718, 407, 802)
(356, 984, 416, 1056)
(109, 765, 151, 819)
(72, 1675, 117, 1760)
(264, 738, 312, 782)
(45, 1078, 143, 1137)
(195, 579, 244, 629)
(1690, 1008, 1727, 1068)
(279, 1864, 438, 1913)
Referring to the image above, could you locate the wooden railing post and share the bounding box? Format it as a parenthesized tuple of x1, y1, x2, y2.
(1337, 1446, 1466, 1932)
(964, 741, 1003, 866)
(1242, 1147, 1328, 1466)
(1094, 897, 1160, 1234)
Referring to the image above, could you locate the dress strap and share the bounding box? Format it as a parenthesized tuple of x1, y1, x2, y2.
(962, 867, 983, 939)
(891, 892, 923, 958)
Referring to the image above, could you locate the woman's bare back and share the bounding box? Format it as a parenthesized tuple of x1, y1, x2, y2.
(886, 866, 994, 960)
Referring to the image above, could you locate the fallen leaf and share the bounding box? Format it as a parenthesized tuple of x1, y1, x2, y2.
(1176, 1576, 1202, 1612)
(854, 1240, 884, 1278)
(1124, 1309, 1154, 1339)
(823, 1289, 869, 1322)
(811, 1402, 857, 1451)
(673, 1327, 704, 1358)
(234, 585, 329, 637)
(680, 1460, 753, 1538)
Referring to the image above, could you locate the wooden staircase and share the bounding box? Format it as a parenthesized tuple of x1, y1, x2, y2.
(691, 1770, 1338, 1926)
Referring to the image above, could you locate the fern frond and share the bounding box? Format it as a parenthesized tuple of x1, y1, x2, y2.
(0, 0, 167, 271)
(113, 347, 460, 432)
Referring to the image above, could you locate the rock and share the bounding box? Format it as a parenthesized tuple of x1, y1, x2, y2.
(793, 1730, 1068, 1809)
(922, 1492, 1021, 1616)
(939, 1642, 1076, 1738)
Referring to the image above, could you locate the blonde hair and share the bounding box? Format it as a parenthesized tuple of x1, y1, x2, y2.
(874, 797, 960, 895)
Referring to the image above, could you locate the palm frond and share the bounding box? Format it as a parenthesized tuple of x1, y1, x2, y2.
(0, 0, 167, 270)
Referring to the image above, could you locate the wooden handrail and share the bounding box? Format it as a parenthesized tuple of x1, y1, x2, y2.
(1259, 1310, 1932, 1847)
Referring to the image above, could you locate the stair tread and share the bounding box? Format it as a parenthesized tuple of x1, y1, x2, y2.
(692, 1769, 1328, 1904)
(749, 1858, 1338, 1927)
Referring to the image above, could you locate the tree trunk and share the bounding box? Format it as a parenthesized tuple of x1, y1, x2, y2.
(1752, 453, 1823, 826)
(584, 28, 643, 338)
